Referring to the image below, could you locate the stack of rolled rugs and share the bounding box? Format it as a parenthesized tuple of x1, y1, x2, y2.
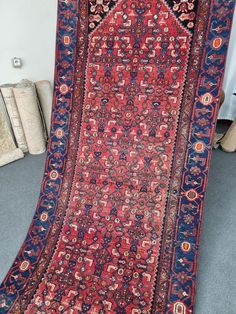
(0, 79, 53, 167)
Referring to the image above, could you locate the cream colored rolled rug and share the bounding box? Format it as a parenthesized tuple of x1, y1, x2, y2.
(220, 120, 236, 152)
(1, 85, 28, 153)
(35, 80, 53, 137)
(213, 132, 224, 149)
(13, 80, 46, 155)
(0, 92, 24, 167)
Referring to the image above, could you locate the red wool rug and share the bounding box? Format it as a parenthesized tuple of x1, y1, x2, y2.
(0, 1, 235, 313)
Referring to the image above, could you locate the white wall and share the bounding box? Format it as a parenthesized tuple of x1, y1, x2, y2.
(0, 0, 58, 85)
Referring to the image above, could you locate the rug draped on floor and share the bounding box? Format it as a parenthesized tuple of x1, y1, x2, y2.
(0, 0, 234, 313)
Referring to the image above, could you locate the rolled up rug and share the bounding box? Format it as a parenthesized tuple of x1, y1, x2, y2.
(0, 149, 24, 167)
(35, 80, 53, 137)
(13, 80, 46, 155)
(219, 93, 236, 152)
(213, 90, 225, 149)
(0, 92, 24, 167)
(220, 119, 236, 152)
(0, 85, 28, 153)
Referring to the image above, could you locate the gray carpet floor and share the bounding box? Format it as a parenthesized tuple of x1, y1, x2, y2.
(0, 149, 236, 313)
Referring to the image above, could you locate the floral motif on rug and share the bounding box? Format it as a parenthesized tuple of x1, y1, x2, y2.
(0, 0, 234, 313)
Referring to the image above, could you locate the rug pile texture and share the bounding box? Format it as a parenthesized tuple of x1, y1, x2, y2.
(0, 0, 234, 313)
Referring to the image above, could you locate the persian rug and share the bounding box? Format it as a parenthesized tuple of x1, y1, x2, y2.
(0, 0, 235, 313)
